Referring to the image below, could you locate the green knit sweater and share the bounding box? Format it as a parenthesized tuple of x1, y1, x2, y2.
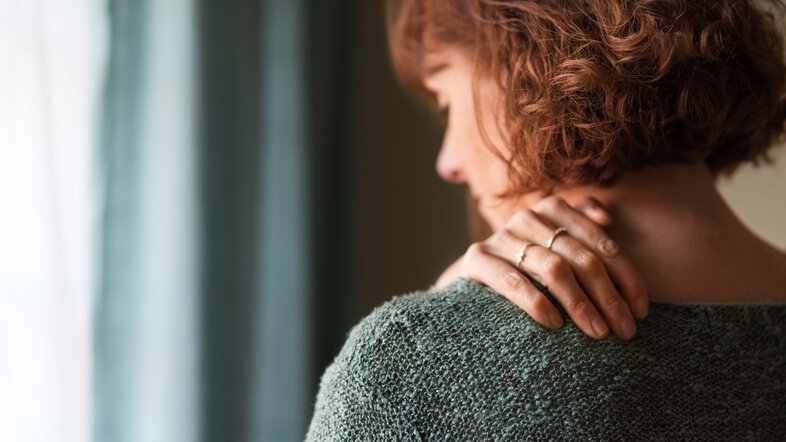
(306, 278, 786, 441)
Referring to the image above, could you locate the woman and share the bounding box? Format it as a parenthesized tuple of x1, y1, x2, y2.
(307, 0, 786, 439)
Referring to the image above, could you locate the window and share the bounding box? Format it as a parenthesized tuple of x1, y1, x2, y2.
(0, 1, 106, 441)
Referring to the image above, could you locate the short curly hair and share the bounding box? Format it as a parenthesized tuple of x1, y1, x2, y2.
(387, 0, 786, 193)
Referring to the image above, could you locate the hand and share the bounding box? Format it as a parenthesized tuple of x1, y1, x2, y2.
(434, 196, 648, 340)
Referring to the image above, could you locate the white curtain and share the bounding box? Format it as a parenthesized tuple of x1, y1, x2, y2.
(0, 1, 106, 441)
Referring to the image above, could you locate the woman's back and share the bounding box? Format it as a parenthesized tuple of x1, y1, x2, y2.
(307, 278, 786, 441)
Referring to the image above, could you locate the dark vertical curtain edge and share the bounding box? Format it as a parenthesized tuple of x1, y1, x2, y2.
(196, 1, 262, 441)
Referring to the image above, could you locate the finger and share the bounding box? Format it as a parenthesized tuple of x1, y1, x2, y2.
(574, 197, 613, 227)
(525, 200, 638, 339)
(534, 197, 649, 320)
(548, 234, 638, 340)
(517, 244, 610, 340)
(461, 242, 565, 330)
(495, 212, 612, 339)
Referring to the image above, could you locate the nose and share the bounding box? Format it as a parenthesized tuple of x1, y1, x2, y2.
(435, 133, 466, 185)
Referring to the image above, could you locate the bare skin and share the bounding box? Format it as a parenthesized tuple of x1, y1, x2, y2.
(557, 163, 786, 304)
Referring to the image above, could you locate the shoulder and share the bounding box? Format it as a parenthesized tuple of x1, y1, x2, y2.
(339, 278, 539, 359)
(309, 279, 518, 440)
(359, 277, 533, 330)
(328, 277, 584, 385)
(313, 278, 608, 438)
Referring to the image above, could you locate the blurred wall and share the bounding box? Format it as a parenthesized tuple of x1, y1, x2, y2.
(718, 152, 786, 250)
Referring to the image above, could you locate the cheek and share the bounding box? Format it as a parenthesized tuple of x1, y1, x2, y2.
(450, 110, 489, 168)
(466, 129, 510, 193)
(471, 94, 513, 188)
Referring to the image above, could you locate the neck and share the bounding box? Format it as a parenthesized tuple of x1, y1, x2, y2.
(550, 163, 786, 303)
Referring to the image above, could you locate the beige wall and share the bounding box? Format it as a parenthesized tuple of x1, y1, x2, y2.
(718, 146, 786, 250)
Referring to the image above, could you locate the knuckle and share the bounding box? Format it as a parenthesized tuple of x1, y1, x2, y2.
(530, 295, 554, 315)
(466, 242, 486, 258)
(534, 195, 565, 213)
(601, 296, 628, 315)
(500, 269, 526, 291)
(597, 237, 620, 258)
(574, 250, 602, 273)
(541, 254, 567, 278)
(566, 298, 593, 315)
(510, 209, 535, 226)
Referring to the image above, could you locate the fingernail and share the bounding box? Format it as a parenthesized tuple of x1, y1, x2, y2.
(589, 204, 612, 224)
(550, 312, 564, 329)
(598, 238, 620, 258)
(620, 317, 637, 340)
(635, 298, 649, 319)
(590, 204, 605, 216)
(592, 318, 609, 338)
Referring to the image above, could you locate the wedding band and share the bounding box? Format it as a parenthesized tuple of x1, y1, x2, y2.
(546, 227, 568, 250)
(516, 243, 537, 268)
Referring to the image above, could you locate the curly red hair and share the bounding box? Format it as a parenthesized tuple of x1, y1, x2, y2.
(387, 0, 786, 193)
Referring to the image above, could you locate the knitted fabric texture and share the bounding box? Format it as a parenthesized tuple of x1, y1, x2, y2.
(306, 278, 786, 441)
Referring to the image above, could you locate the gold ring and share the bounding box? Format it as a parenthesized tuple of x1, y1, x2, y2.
(516, 243, 537, 268)
(546, 227, 568, 250)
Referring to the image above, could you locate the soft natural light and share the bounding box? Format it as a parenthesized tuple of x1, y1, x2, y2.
(0, 1, 106, 441)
